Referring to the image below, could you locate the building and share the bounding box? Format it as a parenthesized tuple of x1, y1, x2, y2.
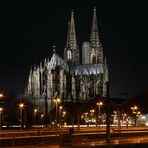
(25, 7, 109, 113)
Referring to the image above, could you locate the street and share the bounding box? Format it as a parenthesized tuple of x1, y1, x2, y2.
(3, 135, 148, 148)
(1, 126, 148, 147)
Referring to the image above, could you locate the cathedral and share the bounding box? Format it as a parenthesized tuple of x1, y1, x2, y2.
(25, 7, 109, 112)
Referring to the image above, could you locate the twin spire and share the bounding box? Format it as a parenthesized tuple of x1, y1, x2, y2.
(64, 7, 102, 65)
(66, 10, 77, 49)
(90, 7, 100, 48)
(66, 7, 100, 49)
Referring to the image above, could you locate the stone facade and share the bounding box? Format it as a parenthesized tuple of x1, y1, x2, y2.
(25, 7, 109, 112)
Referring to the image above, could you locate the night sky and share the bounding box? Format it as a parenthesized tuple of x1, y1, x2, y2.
(0, 0, 148, 98)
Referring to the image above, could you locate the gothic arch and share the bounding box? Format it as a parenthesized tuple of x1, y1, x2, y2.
(92, 55, 96, 64)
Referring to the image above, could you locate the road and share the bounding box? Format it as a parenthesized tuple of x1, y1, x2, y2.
(3, 135, 148, 148)
(1, 126, 148, 147)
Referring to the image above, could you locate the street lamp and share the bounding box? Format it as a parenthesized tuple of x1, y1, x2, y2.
(62, 111, 66, 126)
(97, 101, 103, 127)
(131, 106, 138, 113)
(19, 103, 24, 130)
(90, 109, 95, 124)
(34, 109, 37, 126)
(54, 97, 61, 128)
(0, 94, 3, 98)
(131, 105, 139, 126)
(0, 107, 3, 130)
(40, 114, 44, 126)
(59, 106, 63, 126)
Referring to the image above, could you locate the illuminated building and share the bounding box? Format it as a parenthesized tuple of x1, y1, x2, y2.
(25, 7, 109, 112)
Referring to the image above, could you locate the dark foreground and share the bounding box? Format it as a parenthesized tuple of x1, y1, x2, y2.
(1, 134, 148, 148)
(1, 127, 148, 147)
(2, 137, 148, 148)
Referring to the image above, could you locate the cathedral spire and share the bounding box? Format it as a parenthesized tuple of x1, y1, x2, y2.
(66, 22, 70, 47)
(64, 10, 79, 65)
(90, 7, 100, 48)
(66, 10, 77, 49)
(90, 7, 103, 64)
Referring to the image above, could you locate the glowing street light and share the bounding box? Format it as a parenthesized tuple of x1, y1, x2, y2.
(131, 105, 140, 126)
(131, 105, 138, 114)
(34, 109, 37, 126)
(131, 106, 138, 113)
(90, 109, 95, 114)
(0, 94, 3, 98)
(90, 109, 95, 124)
(59, 106, 63, 110)
(137, 111, 141, 117)
(97, 101, 103, 127)
(0, 107, 3, 130)
(59, 106, 63, 126)
(40, 114, 44, 126)
(62, 111, 66, 126)
(19, 103, 24, 130)
(54, 97, 61, 128)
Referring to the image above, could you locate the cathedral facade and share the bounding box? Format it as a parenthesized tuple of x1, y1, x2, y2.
(25, 7, 109, 112)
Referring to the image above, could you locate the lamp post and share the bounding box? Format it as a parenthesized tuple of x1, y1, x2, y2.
(40, 114, 44, 126)
(0, 107, 3, 130)
(0, 94, 4, 130)
(34, 109, 37, 126)
(90, 109, 95, 125)
(62, 111, 66, 126)
(106, 81, 110, 143)
(59, 106, 63, 127)
(97, 101, 103, 127)
(54, 97, 61, 128)
(19, 103, 24, 130)
(0, 94, 3, 98)
(131, 105, 140, 126)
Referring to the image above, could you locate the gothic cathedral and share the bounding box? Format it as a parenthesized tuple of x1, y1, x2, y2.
(25, 7, 109, 112)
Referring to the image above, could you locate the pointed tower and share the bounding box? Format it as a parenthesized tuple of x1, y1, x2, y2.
(90, 7, 103, 64)
(64, 10, 79, 67)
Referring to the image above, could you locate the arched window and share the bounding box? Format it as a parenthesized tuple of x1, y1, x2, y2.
(92, 56, 96, 64)
(67, 50, 72, 60)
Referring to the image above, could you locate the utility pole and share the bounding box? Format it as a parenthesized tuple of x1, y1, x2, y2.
(77, 110, 80, 130)
(44, 67, 48, 127)
(45, 94, 48, 127)
(117, 107, 121, 131)
(106, 81, 110, 143)
(0, 107, 3, 130)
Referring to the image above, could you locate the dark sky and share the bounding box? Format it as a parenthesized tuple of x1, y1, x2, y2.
(0, 0, 148, 98)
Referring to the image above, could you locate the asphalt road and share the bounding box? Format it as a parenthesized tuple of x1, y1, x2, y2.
(2, 135, 148, 148)
(1, 126, 148, 147)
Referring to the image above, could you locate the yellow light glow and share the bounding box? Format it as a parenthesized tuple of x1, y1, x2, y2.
(0, 107, 3, 112)
(90, 109, 95, 113)
(34, 109, 37, 112)
(0, 94, 3, 97)
(54, 97, 61, 103)
(134, 106, 138, 110)
(19, 103, 24, 109)
(97, 101, 103, 106)
(59, 106, 63, 110)
(63, 111, 66, 115)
